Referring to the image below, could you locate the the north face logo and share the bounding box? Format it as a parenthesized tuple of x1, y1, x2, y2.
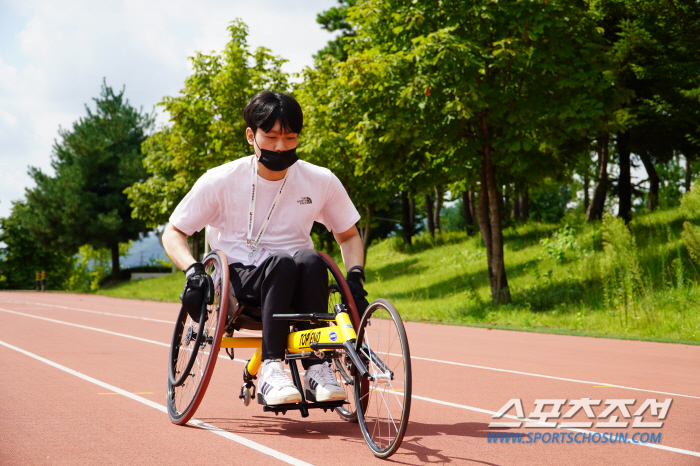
(297, 197, 312, 205)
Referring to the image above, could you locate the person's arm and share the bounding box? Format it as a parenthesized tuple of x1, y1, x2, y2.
(164, 223, 212, 323)
(333, 225, 364, 271)
(163, 223, 197, 271)
(334, 225, 369, 313)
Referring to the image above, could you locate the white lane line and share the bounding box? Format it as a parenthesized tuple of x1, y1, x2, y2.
(0, 339, 313, 466)
(395, 354, 700, 400)
(4, 307, 700, 458)
(1, 299, 174, 323)
(410, 394, 700, 458)
(0, 299, 260, 336)
(0, 307, 171, 347)
(0, 307, 254, 368)
(6, 298, 697, 398)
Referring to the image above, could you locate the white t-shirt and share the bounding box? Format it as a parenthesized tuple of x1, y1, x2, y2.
(169, 155, 360, 265)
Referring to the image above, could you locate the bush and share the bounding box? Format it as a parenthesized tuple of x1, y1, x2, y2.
(602, 214, 650, 325)
(540, 224, 579, 263)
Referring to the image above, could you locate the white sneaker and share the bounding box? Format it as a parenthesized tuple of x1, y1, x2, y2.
(257, 360, 302, 405)
(303, 361, 347, 402)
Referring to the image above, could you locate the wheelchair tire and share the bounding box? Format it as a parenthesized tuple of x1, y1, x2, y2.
(167, 250, 228, 425)
(317, 252, 369, 423)
(354, 299, 412, 459)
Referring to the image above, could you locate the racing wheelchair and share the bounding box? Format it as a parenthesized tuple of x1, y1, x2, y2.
(166, 249, 412, 459)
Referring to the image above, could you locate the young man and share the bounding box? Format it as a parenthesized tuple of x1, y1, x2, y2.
(162, 91, 369, 406)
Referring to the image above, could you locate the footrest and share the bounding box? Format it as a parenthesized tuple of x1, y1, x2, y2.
(257, 393, 348, 415)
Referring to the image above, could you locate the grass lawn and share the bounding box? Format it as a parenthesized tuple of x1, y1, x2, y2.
(97, 272, 182, 302)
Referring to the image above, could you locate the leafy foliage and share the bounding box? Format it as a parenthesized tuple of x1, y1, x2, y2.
(0, 202, 74, 290)
(601, 213, 650, 326)
(540, 224, 579, 263)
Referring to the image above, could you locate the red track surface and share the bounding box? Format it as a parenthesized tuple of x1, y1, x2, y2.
(1, 291, 699, 465)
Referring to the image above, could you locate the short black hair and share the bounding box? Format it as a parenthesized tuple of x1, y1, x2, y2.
(243, 91, 303, 135)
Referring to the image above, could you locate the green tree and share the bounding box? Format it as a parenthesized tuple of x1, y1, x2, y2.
(297, 56, 399, 257)
(126, 20, 289, 258)
(0, 202, 73, 290)
(341, 0, 613, 303)
(22, 82, 154, 280)
(596, 0, 700, 219)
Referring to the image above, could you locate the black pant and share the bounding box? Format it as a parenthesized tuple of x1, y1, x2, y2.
(228, 249, 328, 367)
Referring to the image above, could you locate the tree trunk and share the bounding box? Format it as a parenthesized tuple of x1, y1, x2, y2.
(686, 157, 692, 192)
(519, 187, 529, 221)
(409, 196, 415, 234)
(639, 152, 659, 212)
(512, 190, 520, 220)
(462, 191, 474, 235)
(110, 242, 120, 280)
(191, 230, 200, 262)
(478, 144, 510, 304)
(433, 185, 443, 232)
(586, 133, 610, 221)
(400, 190, 412, 246)
(425, 194, 435, 237)
(477, 171, 492, 269)
(617, 131, 632, 224)
(468, 190, 476, 220)
(503, 186, 511, 221)
(583, 174, 590, 213)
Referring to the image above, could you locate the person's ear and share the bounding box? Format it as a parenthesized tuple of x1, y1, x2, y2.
(246, 128, 254, 145)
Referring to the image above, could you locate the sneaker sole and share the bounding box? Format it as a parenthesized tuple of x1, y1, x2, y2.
(305, 388, 347, 403)
(257, 392, 302, 405)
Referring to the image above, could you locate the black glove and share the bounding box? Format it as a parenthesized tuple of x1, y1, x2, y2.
(180, 262, 214, 323)
(346, 265, 369, 315)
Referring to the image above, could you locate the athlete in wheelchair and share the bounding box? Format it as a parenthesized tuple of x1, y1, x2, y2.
(162, 91, 410, 458)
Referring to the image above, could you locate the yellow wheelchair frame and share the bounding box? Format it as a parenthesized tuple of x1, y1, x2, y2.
(220, 307, 357, 383)
(166, 250, 411, 459)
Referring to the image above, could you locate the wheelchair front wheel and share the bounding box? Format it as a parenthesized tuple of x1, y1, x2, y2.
(354, 299, 412, 459)
(167, 251, 228, 425)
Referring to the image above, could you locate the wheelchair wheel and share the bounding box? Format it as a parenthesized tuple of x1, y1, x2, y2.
(318, 251, 369, 423)
(354, 299, 411, 459)
(167, 250, 228, 425)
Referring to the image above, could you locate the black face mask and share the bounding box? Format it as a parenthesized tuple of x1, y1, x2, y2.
(254, 137, 299, 172)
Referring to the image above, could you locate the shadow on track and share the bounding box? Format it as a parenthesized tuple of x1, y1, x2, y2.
(196, 417, 503, 465)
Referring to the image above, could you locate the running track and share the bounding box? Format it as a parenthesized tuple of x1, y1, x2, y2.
(1, 291, 699, 465)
